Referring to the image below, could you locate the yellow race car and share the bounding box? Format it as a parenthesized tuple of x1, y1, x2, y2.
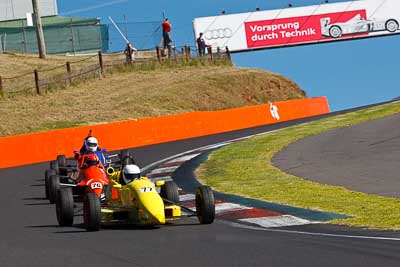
(55, 164, 215, 231)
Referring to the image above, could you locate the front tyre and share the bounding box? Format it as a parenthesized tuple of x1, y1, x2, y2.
(44, 169, 56, 199)
(83, 192, 101, 231)
(329, 26, 342, 38)
(48, 175, 60, 204)
(386, 19, 399, 32)
(56, 187, 74, 226)
(195, 186, 215, 224)
(160, 181, 179, 203)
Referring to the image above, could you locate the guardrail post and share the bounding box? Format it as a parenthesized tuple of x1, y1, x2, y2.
(0, 76, 4, 97)
(225, 46, 231, 61)
(66, 62, 71, 87)
(187, 46, 191, 60)
(207, 46, 213, 61)
(34, 69, 40, 95)
(184, 45, 189, 61)
(98, 51, 104, 77)
(156, 46, 162, 63)
(172, 47, 178, 64)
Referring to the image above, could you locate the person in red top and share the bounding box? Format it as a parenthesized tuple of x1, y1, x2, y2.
(162, 18, 172, 57)
(162, 18, 172, 33)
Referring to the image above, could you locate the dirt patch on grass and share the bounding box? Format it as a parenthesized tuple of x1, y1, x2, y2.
(0, 65, 305, 136)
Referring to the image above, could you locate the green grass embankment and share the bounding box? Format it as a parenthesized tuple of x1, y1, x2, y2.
(197, 102, 400, 229)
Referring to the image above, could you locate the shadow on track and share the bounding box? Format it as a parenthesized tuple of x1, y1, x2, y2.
(24, 202, 51, 206)
(22, 197, 47, 201)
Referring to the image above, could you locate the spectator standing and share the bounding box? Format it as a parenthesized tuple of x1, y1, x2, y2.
(162, 18, 172, 57)
(197, 33, 207, 57)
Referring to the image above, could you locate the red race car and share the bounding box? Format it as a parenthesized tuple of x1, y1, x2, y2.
(44, 149, 134, 203)
(55, 153, 111, 227)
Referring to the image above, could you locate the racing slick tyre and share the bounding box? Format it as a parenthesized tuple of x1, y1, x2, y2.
(120, 150, 135, 167)
(83, 192, 101, 231)
(57, 155, 67, 168)
(386, 19, 399, 32)
(195, 186, 215, 224)
(56, 187, 74, 226)
(44, 169, 56, 199)
(122, 156, 135, 167)
(120, 150, 130, 161)
(48, 175, 60, 204)
(329, 26, 342, 38)
(57, 155, 67, 175)
(160, 181, 179, 203)
(50, 160, 59, 175)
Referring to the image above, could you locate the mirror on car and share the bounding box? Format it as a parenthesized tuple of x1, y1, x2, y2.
(155, 180, 165, 187)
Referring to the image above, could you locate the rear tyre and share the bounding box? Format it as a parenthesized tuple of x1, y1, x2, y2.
(48, 175, 60, 204)
(386, 19, 399, 32)
(57, 155, 67, 175)
(195, 186, 215, 224)
(50, 160, 59, 175)
(120, 150, 130, 161)
(57, 155, 67, 168)
(44, 169, 56, 199)
(83, 192, 101, 231)
(56, 187, 74, 226)
(160, 181, 179, 203)
(120, 150, 135, 167)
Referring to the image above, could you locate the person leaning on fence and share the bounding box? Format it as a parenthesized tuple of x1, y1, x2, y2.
(197, 32, 208, 57)
(124, 42, 137, 63)
(162, 18, 172, 57)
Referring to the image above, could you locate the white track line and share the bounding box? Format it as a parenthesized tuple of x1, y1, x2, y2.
(147, 166, 179, 175)
(240, 215, 313, 228)
(141, 130, 282, 173)
(221, 220, 400, 242)
(215, 203, 252, 213)
(167, 153, 202, 164)
(179, 194, 196, 202)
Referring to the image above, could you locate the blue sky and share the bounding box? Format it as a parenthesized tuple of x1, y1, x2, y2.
(58, 0, 399, 111)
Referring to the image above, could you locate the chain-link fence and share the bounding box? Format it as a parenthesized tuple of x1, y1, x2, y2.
(0, 19, 109, 55)
(108, 20, 162, 51)
(0, 46, 231, 98)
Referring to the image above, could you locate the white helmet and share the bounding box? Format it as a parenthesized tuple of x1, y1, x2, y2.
(122, 164, 141, 185)
(85, 137, 98, 152)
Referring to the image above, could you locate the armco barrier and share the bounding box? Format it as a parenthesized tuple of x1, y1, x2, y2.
(0, 97, 329, 168)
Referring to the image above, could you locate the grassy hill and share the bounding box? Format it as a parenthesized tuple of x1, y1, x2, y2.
(0, 53, 306, 137)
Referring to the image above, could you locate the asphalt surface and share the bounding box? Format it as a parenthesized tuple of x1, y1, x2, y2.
(273, 112, 400, 198)
(2, 107, 400, 266)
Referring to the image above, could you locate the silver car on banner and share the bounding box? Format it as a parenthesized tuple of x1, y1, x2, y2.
(321, 14, 399, 38)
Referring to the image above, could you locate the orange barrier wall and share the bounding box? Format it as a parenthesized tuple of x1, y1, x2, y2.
(0, 97, 329, 168)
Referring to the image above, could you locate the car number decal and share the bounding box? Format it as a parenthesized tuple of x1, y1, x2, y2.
(91, 182, 103, 189)
(139, 187, 154, 193)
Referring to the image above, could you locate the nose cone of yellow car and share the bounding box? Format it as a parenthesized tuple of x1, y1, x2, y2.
(140, 195, 165, 225)
(132, 179, 166, 225)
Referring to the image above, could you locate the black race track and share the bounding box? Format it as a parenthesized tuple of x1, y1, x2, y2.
(273, 112, 400, 198)
(1, 104, 400, 267)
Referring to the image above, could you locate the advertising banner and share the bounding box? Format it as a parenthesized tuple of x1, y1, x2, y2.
(193, 0, 400, 52)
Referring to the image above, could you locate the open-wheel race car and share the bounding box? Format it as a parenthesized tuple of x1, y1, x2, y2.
(55, 168, 215, 231)
(44, 149, 134, 203)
